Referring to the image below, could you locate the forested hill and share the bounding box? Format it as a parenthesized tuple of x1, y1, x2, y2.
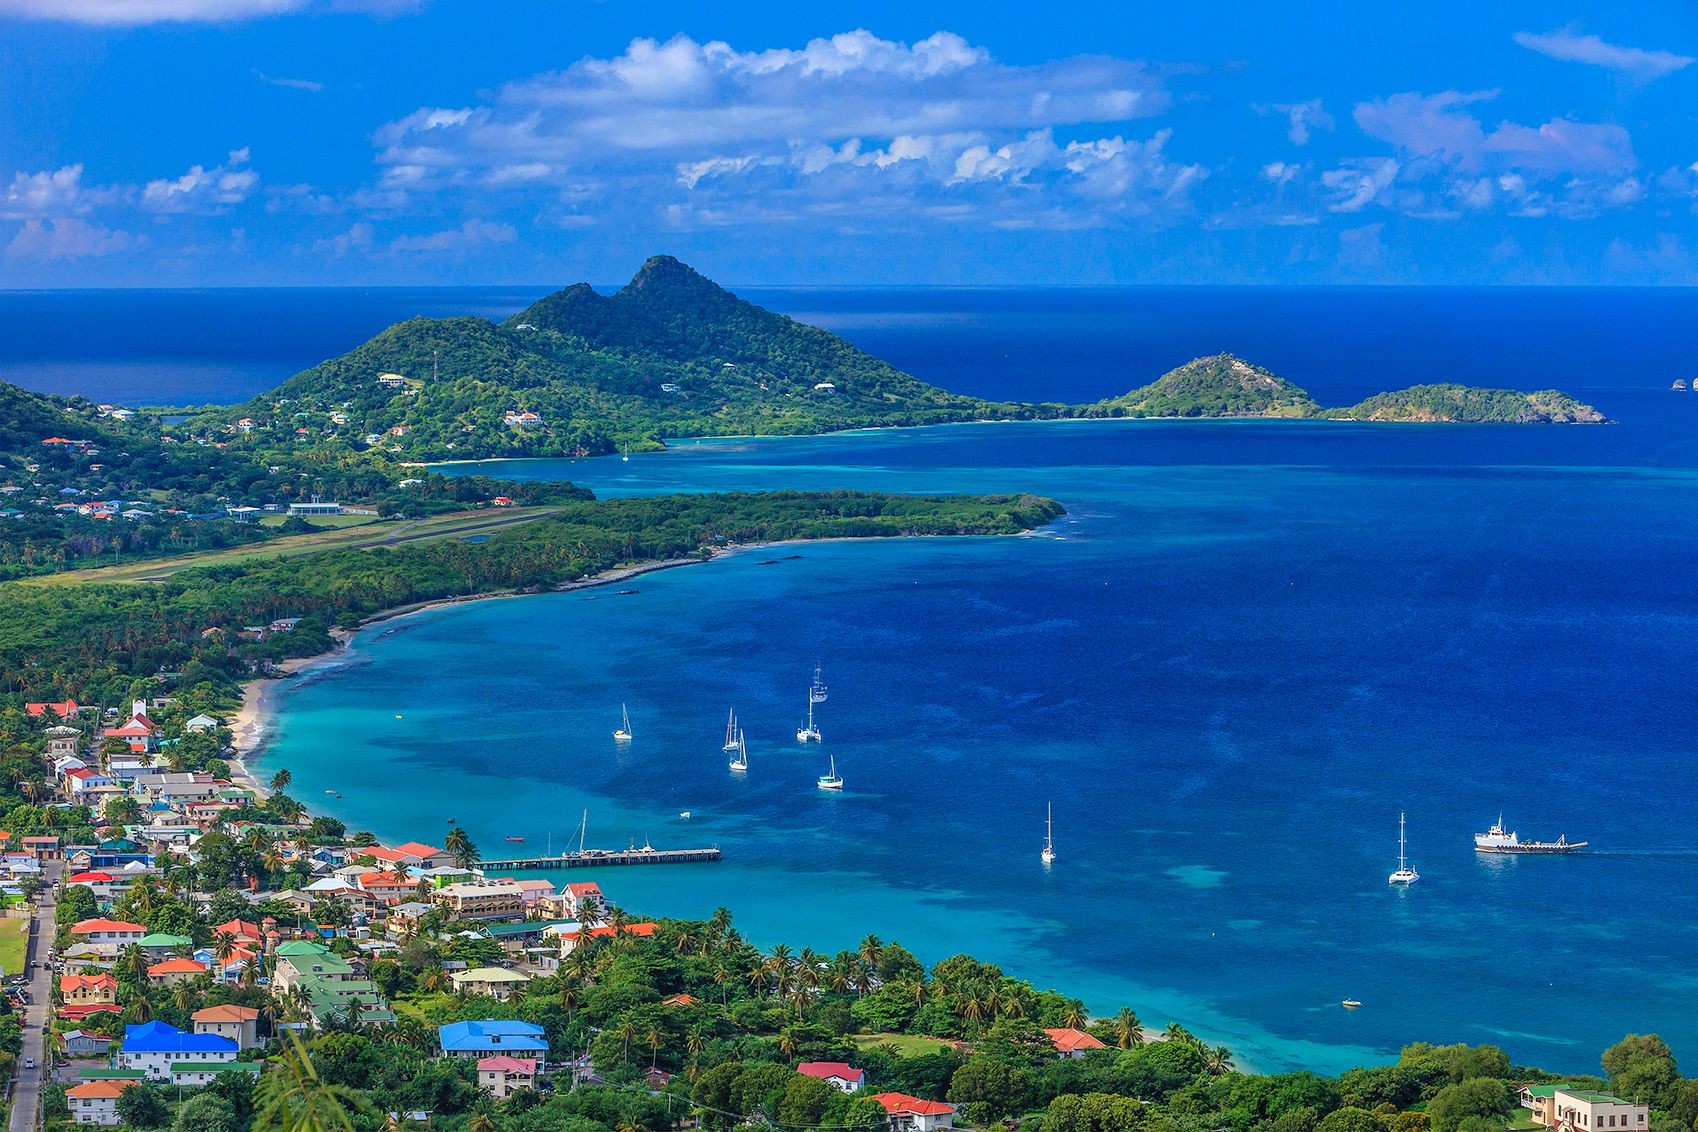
(202, 261, 1606, 462)
(219, 256, 1030, 461)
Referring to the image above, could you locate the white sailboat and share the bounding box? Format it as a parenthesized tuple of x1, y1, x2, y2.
(1041, 802, 1056, 865)
(1388, 811, 1419, 885)
(722, 708, 740, 753)
(810, 664, 828, 704)
(613, 703, 633, 744)
(816, 753, 843, 791)
(728, 728, 748, 773)
(796, 697, 821, 743)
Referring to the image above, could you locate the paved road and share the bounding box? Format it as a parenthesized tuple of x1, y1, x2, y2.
(9, 868, 60, 1132)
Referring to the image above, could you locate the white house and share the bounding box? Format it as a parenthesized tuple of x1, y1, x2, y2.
(1523, 1087, 1650, 1132)
(65, 1080, 136, 1125)
(798, 1062, 865, 1093)
(118, 1021, 239, 1081)
(477, 1056, 537, 1099)
(872, 1093, 956, 1132)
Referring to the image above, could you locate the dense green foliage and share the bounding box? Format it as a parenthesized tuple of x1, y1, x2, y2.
(1085, 355, 1321, 419)
(212, 257, 1039, 460)
(0, 491, 1061, 709)
(0, 380, 590, 579)
(1318, 385, 1607, 423)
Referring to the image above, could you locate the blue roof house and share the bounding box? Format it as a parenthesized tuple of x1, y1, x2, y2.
(438, 1020, 547, 1060)
(119, 1021, 238, 1080)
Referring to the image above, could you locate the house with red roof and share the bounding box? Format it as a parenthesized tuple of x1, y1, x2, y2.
(872, 1093, 957, 1132)
(661, 994, 697, 1008)
(147, 957, 209, 987)
(66, 1078, 139, 1125)
(476, 1055, 537, 1099)
(1043, 1027, 1107, 1059)
(546, 880, 605, 919)
(59, 974, 119, 1019)
(358, 871, 420, 901)
(798, 1062, 865, 1093)
(101, 714, 159, 754)
(210, 918, 261, 944)
(392, 842, 455, 869)
(69, 918, 145, 955)
(552, 921, 657, 954)
(25, 700, 84, 720)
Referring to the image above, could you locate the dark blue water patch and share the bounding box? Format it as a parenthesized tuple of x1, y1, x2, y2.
(4, 286, 1695, 408)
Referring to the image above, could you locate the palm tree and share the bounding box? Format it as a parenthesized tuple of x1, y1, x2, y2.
(270, 768, 293, 792)
(1204, 1045, 1234, 1075)
(255, 1031, 371, 1132)
(467, 1115, 496, 1132)
(615, 1019, 638, 1065)
(777, 1026, 800, 1058)
(858, 934, 884, 971)
(1112, 1008, 1145, 1049)
(646, 1025, 663, 1068)
(443, 827, 479, 869)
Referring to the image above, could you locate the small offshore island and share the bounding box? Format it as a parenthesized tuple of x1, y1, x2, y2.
(0, 262, 1660, 1132)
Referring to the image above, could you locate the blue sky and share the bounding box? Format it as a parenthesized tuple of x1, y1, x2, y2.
(1, 0, 1694, 286)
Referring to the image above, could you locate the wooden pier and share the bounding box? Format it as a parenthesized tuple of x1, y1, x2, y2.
(480, 846, 722, 871)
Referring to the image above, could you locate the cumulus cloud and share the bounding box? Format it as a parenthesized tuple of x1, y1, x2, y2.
(2, 165, 120, 219)
(370, 29, 1186, 229)
(1336, 89, 1641, 219)
(388, 218, 515, 253)
(0, 0, 418, 25)
(141, 149, 259, 213)
(1514, 29, 1694, 82)
(6, 217, 141, 260)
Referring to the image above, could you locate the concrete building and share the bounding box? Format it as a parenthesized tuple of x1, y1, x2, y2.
(117, 1021, 238, 1081)
(1522, 1087, 1651, 1132)
(448, 967, 531, 1000)
(872, 1093, 957, 1132)
(477, 1056, 538, 1099)
(192, 1004, 261, 1049)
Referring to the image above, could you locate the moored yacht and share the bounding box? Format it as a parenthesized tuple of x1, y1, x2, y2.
(1389, 812, 1419, 885)
(817, 753, 843, 791)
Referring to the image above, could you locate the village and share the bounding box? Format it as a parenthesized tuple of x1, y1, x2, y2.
(0, 694, 1662, 1132)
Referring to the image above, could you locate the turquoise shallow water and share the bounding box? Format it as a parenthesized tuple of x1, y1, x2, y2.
(262, 404, 1698, 1078)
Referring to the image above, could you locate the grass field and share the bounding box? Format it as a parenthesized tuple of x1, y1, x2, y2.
(17, 506, 560, 586)
(0, 917, 28, 979)
(848, 1034, 957, 1058)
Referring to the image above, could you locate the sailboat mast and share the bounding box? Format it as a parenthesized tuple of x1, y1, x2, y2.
(1398, 812, 1407, 871)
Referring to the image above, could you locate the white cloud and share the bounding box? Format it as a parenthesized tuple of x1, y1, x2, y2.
(141, 148, 259, 213)
(1321, 158, 1399, 212)
(1514, 29, 1694, 82)
(5, 217, 141, 260)
(2, 164, 123, 219)
(388, 218, 515, 254)
(1355, 90, 1634, 175)
(369, 29, 1181, 229)
(0, 0, 418, 25)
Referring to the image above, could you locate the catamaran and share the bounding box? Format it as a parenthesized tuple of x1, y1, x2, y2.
(722, 708, 740, 753)
(1388, 812, 1419, 885)
(817, 754, 843, 791)
(613, 703, 633, 743)
(796, 697, 821, 743)
(729, 729, 748, 773)
(1041, 802, 1056, 865)
(810, 664, 828, 704)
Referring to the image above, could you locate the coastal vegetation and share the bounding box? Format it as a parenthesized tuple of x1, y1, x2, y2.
(0, 490, 1063, 713)
(1317, 385, 1606, 424)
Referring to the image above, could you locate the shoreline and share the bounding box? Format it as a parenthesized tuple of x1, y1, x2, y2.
(226, 534, 927, 774)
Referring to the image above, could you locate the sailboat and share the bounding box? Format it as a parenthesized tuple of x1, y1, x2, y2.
(810, 664, 828, 704)
(613, 703, 633, 744)
(722, 708, 740, 753)
(816, 753, 843, 791)
(1041, 802, 1056, 865)
(729, 729, 748, 773)
(796, 697, 821, 743)
(1388, 812, 1419, 885)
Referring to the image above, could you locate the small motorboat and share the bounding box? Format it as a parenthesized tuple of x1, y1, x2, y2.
(679, 811, 692, 820)
(1341, 999, 1362, 1009)
(446, 817, 456, 824)
(504, 836, 525, 843)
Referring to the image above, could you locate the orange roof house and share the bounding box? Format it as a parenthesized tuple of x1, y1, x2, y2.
(1043, 1027, 1106, 1057)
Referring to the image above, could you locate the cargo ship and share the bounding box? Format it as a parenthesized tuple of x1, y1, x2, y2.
(1474, 816, 1587, 854)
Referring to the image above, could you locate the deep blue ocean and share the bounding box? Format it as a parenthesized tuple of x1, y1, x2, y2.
(5, 286, 1698, 1076)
